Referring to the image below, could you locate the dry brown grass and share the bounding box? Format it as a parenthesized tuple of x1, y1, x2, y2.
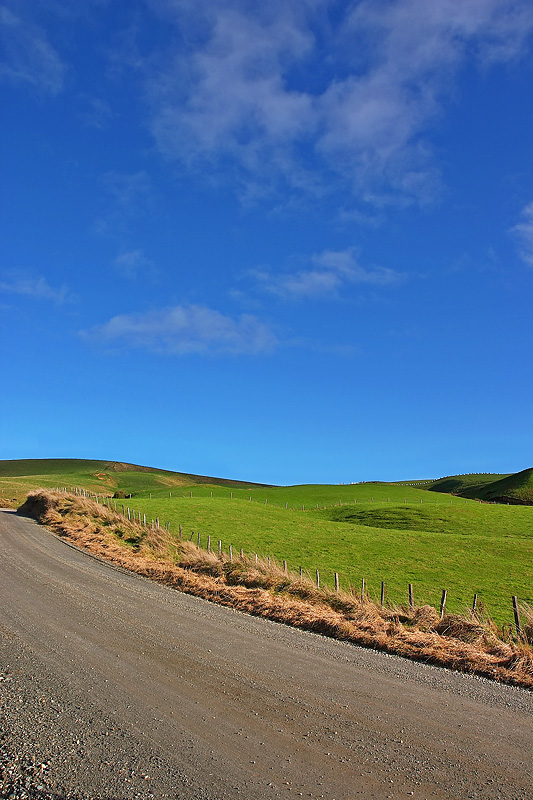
(17, 490, 533, 689)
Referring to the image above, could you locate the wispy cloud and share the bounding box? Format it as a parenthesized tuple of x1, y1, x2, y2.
(113, 249, 155, 279)
(145, 0, 533, 206)
(0, 5, 66, 95)
(79, 95, 114, 129)
(96, 170, 154, 237)
(512, 202, 533, 267)
(0, 275, 71, 304)
(251, 248, 403, 299)
(83, 304, 278, 356)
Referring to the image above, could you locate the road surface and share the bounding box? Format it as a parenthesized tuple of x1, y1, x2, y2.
(1, 509, 531, 799)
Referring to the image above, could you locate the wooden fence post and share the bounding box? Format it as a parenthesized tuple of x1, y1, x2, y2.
(471, 593, 478, 618)
(197, 531, 200, 548)
(440, 589, 447, 618)
(316, 570, 320, 589)
(299, 565, 303, 580)
(512, 596, 522, 639)
(207, 535, 211, 552)
(334, 572, 339, 592)
(218, 540, 222, 556)
(283, 560, 288, 574)
(229, 545, 233, 562)
(408, 583, 414, 608)
(380, 581, 385, 606)
(179, 523, 182, 538)
(361, 578, 365, 602)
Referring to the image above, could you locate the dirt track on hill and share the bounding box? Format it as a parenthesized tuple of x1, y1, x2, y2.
(1, 509, 532, 800)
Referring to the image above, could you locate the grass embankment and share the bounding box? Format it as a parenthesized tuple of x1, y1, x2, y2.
(18, 490, 533, 689)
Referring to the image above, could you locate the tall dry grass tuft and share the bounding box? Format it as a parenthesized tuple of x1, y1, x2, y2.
(17, 490, 533, 689)
(520, 603, 533, 646)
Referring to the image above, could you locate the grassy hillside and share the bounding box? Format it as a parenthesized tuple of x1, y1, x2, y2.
(427, 469, 533, 504)
(2, 459, 532, 625)
(461, 468, 533, 504)
(427, 473, 509, 495)
(0, 458, 268, 507)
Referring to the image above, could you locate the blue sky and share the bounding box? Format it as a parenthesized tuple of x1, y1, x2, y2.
(1, 0, 532, 485)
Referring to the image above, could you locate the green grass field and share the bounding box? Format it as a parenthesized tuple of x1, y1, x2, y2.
(2, 459, 531, 625)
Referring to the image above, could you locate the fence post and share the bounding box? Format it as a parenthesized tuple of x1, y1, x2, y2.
(240, 548, 243, 559)
(408, 583, 414, 608)
(229, 545, 233, 562)
(283, 560, 288, 575)
(471, 593, 478, 618)
(380, 581, 385, 606)
(179, 523, 182, 538)
(299, 565, 303, 580)
(334, 572, 339, 592)
(361, 578, 365, 602)
(440, 589, 447, 618)
(316, 569, 320, 589)
(207, 535, 211, 552)
(512, 596, 522, 639)
(197, 531, 200, 548)
(218, 540, 222, 556)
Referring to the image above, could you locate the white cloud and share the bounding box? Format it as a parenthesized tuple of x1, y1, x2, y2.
(0, 6, 66, 95)
(0, 275, 70, 303)
(148, 2, 316, 199)
(84, 304, 278, 356)
(512, 202, 533, 266)
(145, 0, 533, 206)
(252, 248, 402, 299)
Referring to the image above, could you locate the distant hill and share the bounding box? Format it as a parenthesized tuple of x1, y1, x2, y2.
(427, 469, 533, 505)
(0, 458, 271, 499)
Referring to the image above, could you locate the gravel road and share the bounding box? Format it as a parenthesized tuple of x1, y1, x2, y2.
(1, 509, 531, 800)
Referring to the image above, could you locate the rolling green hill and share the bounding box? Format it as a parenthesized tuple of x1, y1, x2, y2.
(0, 458, 268, 507)
(427, 469, 533, 504)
